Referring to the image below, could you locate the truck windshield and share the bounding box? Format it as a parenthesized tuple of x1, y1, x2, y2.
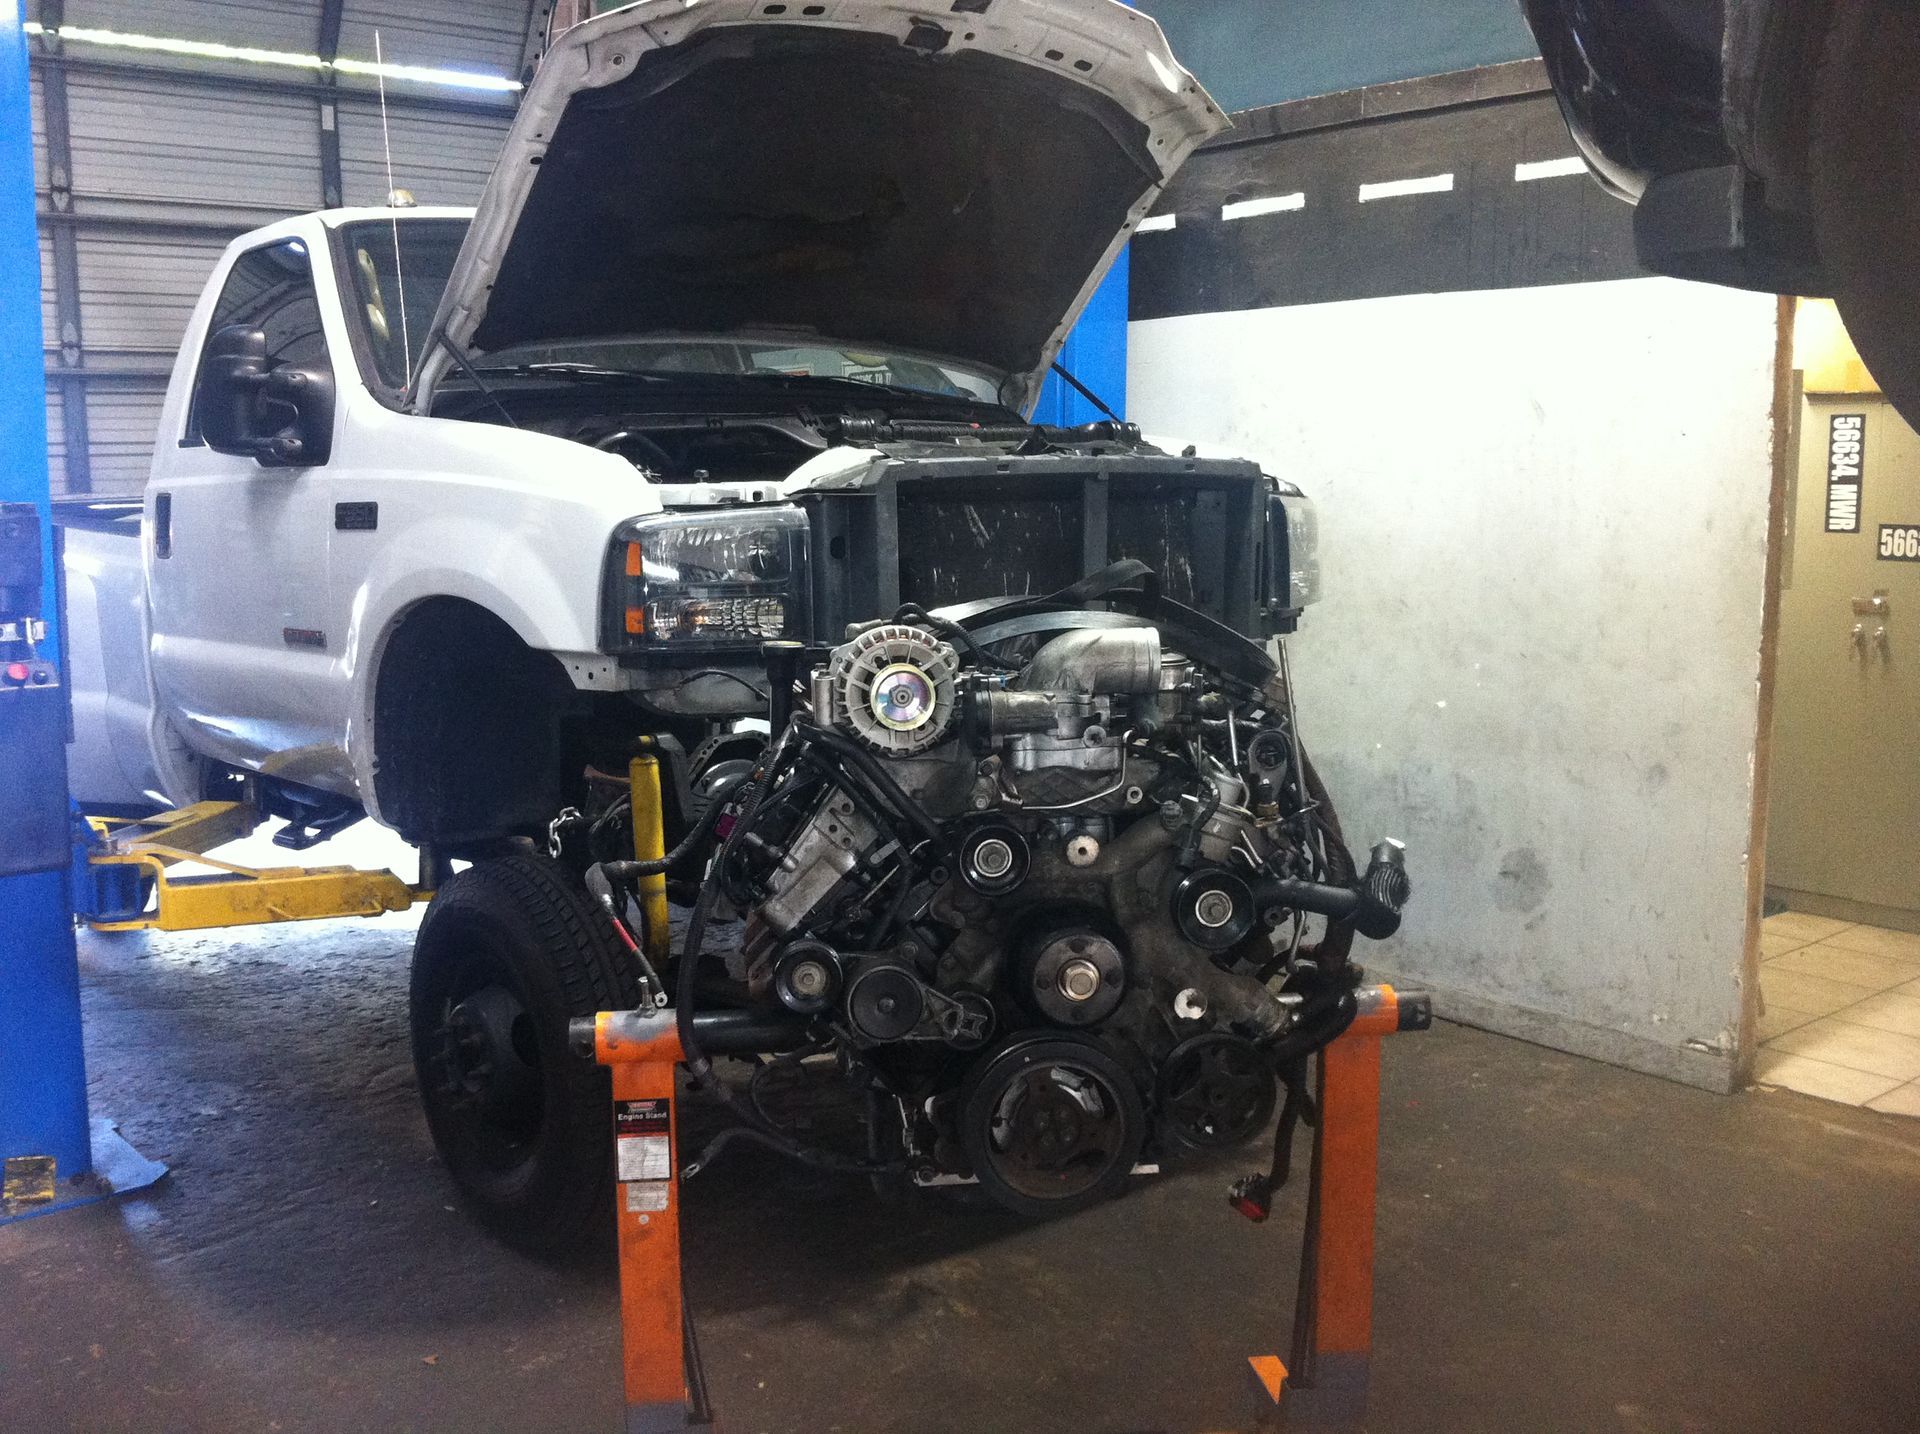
(335, 216, 470, 395)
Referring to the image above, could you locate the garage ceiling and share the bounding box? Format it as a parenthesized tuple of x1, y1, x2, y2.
(27, 0, 547, 495)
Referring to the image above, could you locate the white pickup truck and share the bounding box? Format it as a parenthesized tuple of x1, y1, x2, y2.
(59, 0, 1331, 1247)
(61, 0, 1298, 844)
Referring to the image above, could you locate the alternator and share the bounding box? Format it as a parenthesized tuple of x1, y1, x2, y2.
(828, 624, 960, 754)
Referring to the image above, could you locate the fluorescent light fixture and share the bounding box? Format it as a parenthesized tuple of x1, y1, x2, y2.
(1514, 156, 1590, 182)
(331, 56, 523, 93)
(1221, 192, 1305, 222)
(1357, 173, 1455, 203)
(37, 24, 323, 72)
(23, 20, 522, 93)
(1136, 213, 1177, 233)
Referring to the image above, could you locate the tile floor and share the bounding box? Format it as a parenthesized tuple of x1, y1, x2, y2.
(1755, 912, 1920, 1115)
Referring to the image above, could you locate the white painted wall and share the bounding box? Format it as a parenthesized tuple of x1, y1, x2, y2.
(1131, 278, 1780, 1090)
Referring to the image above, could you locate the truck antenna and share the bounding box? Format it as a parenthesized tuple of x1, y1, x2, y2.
(374, 30, 413, 388)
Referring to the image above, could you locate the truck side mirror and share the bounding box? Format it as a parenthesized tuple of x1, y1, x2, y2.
(197, 324, 335, 468)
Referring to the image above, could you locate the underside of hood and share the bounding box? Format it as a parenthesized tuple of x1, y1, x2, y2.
(424, 0, 1226, 411)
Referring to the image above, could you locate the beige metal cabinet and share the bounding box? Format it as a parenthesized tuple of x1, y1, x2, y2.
(1767, 395, 1920, 925)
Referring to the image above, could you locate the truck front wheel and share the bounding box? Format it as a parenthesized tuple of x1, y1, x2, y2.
(409, 852, 637, 1254)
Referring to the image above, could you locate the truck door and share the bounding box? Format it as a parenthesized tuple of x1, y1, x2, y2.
(146, 237, 345, 790)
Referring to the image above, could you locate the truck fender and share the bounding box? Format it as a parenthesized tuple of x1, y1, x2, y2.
(342, 555, 587, 828)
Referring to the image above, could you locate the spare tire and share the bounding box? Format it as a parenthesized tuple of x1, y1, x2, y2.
(1811, 0, 1920, 427)
(409, 852, 638, 1254)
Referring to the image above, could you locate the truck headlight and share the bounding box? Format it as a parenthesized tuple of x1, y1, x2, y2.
(1263, 480, 1321, 627)
(603, 507, 809, 651)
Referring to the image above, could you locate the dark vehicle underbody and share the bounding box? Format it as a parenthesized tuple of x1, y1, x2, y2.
(1524, 0, 1920, 424)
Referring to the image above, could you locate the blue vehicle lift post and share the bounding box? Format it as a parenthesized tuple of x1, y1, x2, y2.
(0, 3, 161, 1222)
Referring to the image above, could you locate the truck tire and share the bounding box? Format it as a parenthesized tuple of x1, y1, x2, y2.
(1810, 0, 1920, 427)
(409, 852, 639, 1254)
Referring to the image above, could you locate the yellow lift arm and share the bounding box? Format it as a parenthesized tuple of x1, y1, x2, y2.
(78, 801, 425, 933)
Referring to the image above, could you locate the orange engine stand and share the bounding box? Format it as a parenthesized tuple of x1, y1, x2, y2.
(581, 982, 1426, 1434)
(1248, 982, 1430, 1432)
(580, 1008, 713, 1434)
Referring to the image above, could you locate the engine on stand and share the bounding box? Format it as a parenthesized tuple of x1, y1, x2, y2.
(644, 567, 1412, 1218)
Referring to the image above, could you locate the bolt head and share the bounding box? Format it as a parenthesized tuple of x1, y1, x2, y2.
(1058, 957, 1102, 1002)
(1193, 889, 1236, 928)
(972, 837, 1014, 880)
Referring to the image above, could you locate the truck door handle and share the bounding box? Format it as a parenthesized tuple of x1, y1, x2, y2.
(154, 492, 172, 558)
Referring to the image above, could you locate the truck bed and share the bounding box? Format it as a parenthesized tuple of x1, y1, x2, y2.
(54, 496, 172, 813)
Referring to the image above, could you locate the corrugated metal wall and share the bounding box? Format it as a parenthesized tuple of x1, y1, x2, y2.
(44, 383, 64, 479)
(28, 0, 535, 496)
(336, 100, 510, 207)
(64, 1, 329, 56)
(337, 0, 532, 78)
(77, 231, 232, 355)
(87, 387, 170, 492)
(66, 73, 325, 209)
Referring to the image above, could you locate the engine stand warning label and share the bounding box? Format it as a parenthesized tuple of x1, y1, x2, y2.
(625, 1181, 671, 1214)
(615, 1098, 672, 1182)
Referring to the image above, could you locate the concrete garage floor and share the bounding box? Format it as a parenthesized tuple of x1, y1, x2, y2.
(6, 906, 1920, 1434)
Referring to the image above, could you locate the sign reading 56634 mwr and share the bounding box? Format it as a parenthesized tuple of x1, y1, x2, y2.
(1827, 413, 1866, 533)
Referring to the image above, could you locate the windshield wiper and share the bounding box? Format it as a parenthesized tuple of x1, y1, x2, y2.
(735, 369, 983, 405)
(470, 361, 669, 383)
(464, 362, 981, 408)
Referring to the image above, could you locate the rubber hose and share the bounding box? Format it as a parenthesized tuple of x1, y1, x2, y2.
(1296, 748, 1357, 974)
(597, 771, 739, 881)
(801, 722, 950, 854)
(891, 603, 1020, 671)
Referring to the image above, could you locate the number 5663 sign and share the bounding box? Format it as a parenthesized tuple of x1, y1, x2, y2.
(1880, 524, 1920, 562)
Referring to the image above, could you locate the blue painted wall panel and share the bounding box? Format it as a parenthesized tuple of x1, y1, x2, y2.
(1137, 0, 1539, 115)
(1034, 245, 1131, 425)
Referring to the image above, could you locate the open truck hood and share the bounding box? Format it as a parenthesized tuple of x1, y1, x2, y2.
(419, 0, 1227, 412)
